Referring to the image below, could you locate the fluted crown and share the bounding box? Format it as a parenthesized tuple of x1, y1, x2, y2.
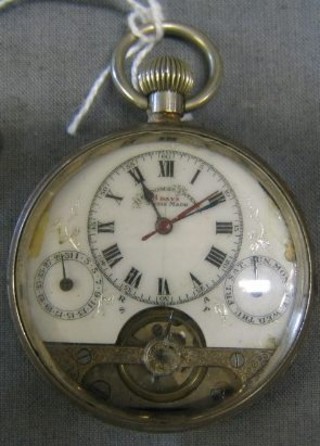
(138, 56, 194, 96)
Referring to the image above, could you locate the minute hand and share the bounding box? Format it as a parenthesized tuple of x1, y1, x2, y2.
(141, 191, 225, 241)
(171, 191, 225, 224)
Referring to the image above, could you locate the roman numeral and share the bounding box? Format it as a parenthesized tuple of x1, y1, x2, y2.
(105, 192, 123, 205)
(102, 244, 123, 268)
(190, 273, 202, 288)
(159, 160, 174, 177)
(208, 191, 226, 206)
(124, 267, 142, 289)
(97, 221, 115, 233)
(158, 278, 170, 295)
(128, 166, 145, 184)
(205, 246, 226, 268)
(216, 222, 233, 234)
(190, 169, 201, 185)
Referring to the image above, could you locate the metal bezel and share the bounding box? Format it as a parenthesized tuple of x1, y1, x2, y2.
(8, 124, 313, 432)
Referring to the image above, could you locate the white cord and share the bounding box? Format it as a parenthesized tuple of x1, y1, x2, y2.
(66, 66, 112, 136)
(67, 0, 164, 135)
(127, 0, 164, 89)
(0, 0, 166, 134)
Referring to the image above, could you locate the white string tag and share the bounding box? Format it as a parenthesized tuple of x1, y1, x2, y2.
(67, 0, 165, 135)
(0, 1, 192, 131)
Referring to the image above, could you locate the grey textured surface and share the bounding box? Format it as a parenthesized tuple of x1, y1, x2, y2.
(0, 0, 319, 444)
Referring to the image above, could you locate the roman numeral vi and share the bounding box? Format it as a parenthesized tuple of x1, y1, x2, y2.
(158, 278, 170, 295)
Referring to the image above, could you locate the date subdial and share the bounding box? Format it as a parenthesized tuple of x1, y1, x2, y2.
(224, 256, 293, 325)
(34, 250, 103, 320)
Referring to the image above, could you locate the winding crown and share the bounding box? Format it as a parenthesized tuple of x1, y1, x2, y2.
(137, 56, 194, 117)
(138, 56, 194, 95)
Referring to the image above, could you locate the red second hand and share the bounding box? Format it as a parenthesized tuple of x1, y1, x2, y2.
(141, 192, 217, 241)
(170, 192, 217, 223)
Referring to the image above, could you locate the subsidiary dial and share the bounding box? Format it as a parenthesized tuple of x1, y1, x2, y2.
(9, 22, 313, 429)
(224, 256, 293, 324)
(88, 150, 243, 305)
(34, 250, 103, 319)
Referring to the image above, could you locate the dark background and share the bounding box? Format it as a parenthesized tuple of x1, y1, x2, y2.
(1, 1, 319, 444)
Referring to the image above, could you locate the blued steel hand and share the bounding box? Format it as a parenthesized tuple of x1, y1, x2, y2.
(142, 191, 223, 241)
(59, 255, 74, 291)
(171, 191, 220, 223)
(141, 182, 162, 220)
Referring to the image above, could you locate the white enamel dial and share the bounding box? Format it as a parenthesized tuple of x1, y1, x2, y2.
(12, 134, 307, 347)
(9, 128, 312, 430)
(88, 150, 243, 305)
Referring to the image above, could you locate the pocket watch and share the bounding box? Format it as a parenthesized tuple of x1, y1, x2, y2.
(8, 22, 312, 431)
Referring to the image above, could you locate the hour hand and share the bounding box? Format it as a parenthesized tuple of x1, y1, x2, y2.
(141, 182, 162, 220)
(141, 182, 154, 204)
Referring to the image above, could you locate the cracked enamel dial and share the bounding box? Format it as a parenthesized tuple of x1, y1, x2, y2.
(88, 150, 243, 305)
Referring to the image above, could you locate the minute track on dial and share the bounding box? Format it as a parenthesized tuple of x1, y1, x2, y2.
(88, 149, 243, 305)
